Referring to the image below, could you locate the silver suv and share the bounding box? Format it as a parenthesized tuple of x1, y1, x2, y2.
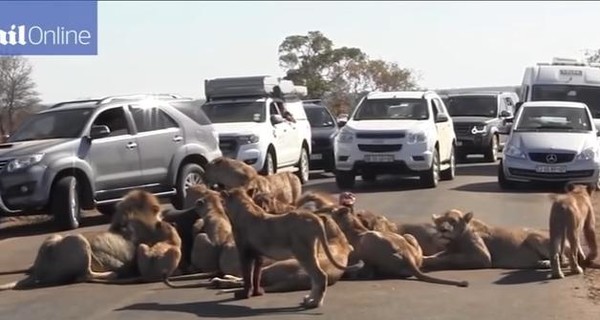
(0, 95, 221, 229)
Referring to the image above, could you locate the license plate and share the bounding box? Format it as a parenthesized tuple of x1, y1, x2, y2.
(456, 141, 463, 146)
(310, 153, 323, 160)
(535, 165, 567, 173)
(364, 154, 395, 163)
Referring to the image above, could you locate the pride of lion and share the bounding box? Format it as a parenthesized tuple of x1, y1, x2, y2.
(1, 156, 599, 310)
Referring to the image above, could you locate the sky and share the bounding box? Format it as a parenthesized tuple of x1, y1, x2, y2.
(27, 1, 600, 103)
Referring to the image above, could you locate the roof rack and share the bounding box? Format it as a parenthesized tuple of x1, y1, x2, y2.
(99, 93, 188, 104)
(49, 99, 101, 109)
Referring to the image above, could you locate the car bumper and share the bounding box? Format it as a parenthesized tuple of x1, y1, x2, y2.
(0, 165, 50, 215)
(219, 139, 268, 171)
(456, 133, 493, 153)
(334, 141, 433, 173)
(310, 148, 334, 170)
(502, 156, 600, 184)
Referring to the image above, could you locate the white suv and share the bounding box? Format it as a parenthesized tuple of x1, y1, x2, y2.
(201, 76, 312, 183)
(334, 91, 457, 189)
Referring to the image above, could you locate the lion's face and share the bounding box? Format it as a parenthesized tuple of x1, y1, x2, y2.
(565, 183, 595, 197)
(338, 192, 356, 207)
(431, 209, 474, 243)
(330, 206, 364, 232)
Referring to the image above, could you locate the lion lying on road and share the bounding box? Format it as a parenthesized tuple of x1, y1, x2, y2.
(423, 209, 553, 270)
(218, 187, 364, 309)
(329, 206, 468, 287)
(549, 183, 598, 279)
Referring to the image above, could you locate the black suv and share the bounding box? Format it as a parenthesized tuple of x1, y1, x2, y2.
(302, 101, 338, 172)
(444, 92, 518, 162)
(0, 95, 222, 230)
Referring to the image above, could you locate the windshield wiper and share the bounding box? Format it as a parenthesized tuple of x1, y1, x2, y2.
(535, 125, 574, 130)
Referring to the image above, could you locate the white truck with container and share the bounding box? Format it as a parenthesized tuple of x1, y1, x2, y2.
(201, 76, 312, 183)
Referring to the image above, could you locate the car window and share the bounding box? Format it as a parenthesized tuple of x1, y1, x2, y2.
(8, 109, 93, 142)
(431, 99, 441, 118)
(354, 98, 429, 120)
(92, 107, 131, 137)
(170, 100, 212, 125)
(129, 105, 179, 132)
(305, 106, 335, 128)
(515, 106, 592, 132)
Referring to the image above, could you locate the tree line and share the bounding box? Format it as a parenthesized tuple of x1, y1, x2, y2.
(1, 32, 599, 137)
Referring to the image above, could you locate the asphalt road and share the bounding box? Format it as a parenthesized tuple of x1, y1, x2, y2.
(1, 158, 599, 320)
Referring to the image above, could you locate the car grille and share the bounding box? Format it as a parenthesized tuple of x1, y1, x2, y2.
(356, 132, 405, 139)
(508, 168, 594, 179)
(0, 159, 9, 172)
(218, 137, 238, 158)
(528, 152, 575, 164)
(358, 144, 403, 153)
(453, 123, 474, 135)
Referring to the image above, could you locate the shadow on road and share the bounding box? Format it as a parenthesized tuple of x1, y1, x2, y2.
(116, 297, 322, 318)
(493, 269, 551, 285)
(0, 213, 110, 241)
(453, 181, 568, 194)
(306, 176, 423, 194)
(456, 163, 499, 177)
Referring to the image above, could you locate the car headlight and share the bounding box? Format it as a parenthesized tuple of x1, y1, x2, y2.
(407, 131, 427, 144)
(471, 125, 487, 135)
(337, 131, 354, 143)
(6, 154, 44, 172)
(576, 147, 597, 161)
(236, 134, 259, 145)
(504, 145, 526, 159)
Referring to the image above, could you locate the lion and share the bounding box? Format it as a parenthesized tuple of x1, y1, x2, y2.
(422, 209, 553, 270)
(264, 171, 302, 204)
(216, 187, 364, 309)
(109, 189, 163, 239)
(549, 183, 598, 279)
(329, 206, 468, 287)
(295, 191, 337, 211)
(0, 190, 165, 290)
(203, 157, 260, 190)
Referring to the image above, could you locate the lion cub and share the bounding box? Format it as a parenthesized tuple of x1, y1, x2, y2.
(136, 221, 183, 282)
(549, 183, 598, 279)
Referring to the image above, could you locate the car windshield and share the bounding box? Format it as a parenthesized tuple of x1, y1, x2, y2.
(305, 106, 335, 128)
(532, 85, 600, 117)
(446, 95, 498, 117)
(514, 106, 592, 132)
(201, 101, 265, 123)
(353, 98, 428, 120)
(7, 109, 94, 142)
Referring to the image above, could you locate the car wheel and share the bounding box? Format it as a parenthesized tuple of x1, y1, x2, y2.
(96, 204, 116, 216)
(361, 172, 377, 182)
(440, 145, 456, 181)
(420, 148, 440, 188)
(484, 135, 499, 162)
(260, 150, 276, 176)
(51, 176, 82, 230)
(173, 163, 205, 210)
(497, 160, 516, 190)
(335, 170, 356, 189)
(295, 147, 310, 184)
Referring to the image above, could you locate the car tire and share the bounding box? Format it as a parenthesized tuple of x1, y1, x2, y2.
(96, 204, 116, 216)
(361, 172, 377, 182)
(295, 147, 310, 184)
(440, 145, 456, 181)
(497, 160, 516, 190)
(51, 175, 82, 230)
(173, 163, 205, 210)
(420, 148, 440, 188)
(484, 135, 499, 162)
(260, 150, 276, 176)
(335, 170, 356, 189)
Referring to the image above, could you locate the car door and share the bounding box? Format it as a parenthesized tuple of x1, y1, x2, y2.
(128, 103, 183, 188)
(87, 106, 143, 199)
(269, 101, 294, 166)
(498, 96, 515, 148)
(432, 98, 452, 161)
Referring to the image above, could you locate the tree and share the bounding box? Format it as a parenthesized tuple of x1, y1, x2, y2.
(278, 31, 418, 115)
(586, 49, 600, 64)
(0, 56, 40, 136)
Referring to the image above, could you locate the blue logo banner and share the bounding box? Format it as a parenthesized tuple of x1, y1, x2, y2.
(0, 0, 98, 56)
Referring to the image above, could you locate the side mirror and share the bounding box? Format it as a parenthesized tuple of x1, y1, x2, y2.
(499, 110, 512, 118)
(498, 123, 513, 135)
(435, 113, 449, 123)
(337, 120, 347, 128)
(89, 125, 111, 139)
(270, 114, 285, 125)
(596, 131, 600, 137)
(515, 101, 523, 112)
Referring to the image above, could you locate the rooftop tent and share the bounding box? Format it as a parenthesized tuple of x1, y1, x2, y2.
(204, 75, 299, 101)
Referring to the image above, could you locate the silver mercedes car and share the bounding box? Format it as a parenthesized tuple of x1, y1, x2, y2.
(498, 101, 600, 189)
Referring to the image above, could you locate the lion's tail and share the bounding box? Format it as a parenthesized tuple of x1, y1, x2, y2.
(397, 253, 469, 288)
(0, 266, 32, 276)
(163, 275, 219, 289)
(315, 218, 365, 271)
(0, 277, 37, 291)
